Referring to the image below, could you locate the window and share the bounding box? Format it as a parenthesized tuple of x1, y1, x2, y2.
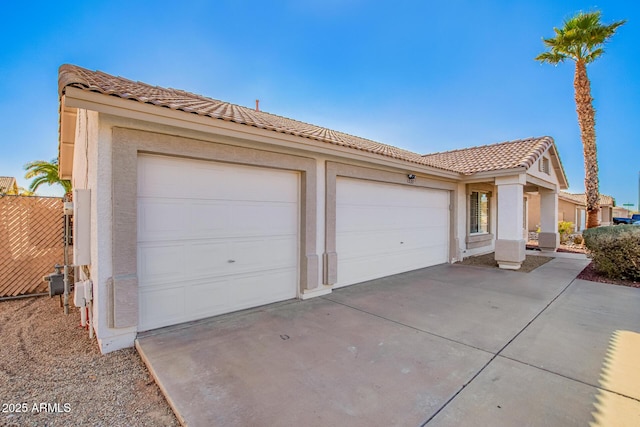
(470, 191, 489, 234)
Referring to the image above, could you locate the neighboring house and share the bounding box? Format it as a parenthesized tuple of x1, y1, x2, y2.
(57, 65, 569, 353)
(612, 206, 631, 219)
(527, 191, 615, 232)
(0, 176, 19, 195)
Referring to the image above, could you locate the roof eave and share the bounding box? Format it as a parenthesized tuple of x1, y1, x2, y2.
(58, 95, 77, 180)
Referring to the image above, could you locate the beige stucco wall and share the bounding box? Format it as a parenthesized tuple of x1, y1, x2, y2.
(528, 193, 581, 232)
(613, 207, 631, 218)
(528, 151, 560, 187)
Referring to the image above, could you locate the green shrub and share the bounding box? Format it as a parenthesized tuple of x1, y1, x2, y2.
(558, 221, 574, 244)
(583, 225, 640, 281)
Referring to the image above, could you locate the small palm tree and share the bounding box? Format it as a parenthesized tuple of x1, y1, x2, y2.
(535, 11, 625, 229)
(24, 159, 72, 199)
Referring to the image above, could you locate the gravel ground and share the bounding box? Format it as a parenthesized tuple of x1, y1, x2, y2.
(0, 296, 178, 427)
(457, 252, 552, 272)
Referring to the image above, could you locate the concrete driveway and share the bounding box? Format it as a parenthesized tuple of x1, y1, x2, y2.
(136, 256, 640, 426)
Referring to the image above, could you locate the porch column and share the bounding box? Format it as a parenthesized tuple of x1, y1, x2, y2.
(495, 175, 526, 270)
(538, 189, 559, 251)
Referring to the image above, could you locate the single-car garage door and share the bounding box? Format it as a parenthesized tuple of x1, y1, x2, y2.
(137, 155, 299, 331)
(336, 178, 449, 287)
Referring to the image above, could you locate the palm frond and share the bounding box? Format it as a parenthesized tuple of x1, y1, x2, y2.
(535, 10, 625, 63)
(534, 51, 567, 64)
(584, 47, 605, 64)
(24, 158, 71, 194)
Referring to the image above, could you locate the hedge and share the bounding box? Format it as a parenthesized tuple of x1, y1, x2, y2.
(583, 225, 640, 281)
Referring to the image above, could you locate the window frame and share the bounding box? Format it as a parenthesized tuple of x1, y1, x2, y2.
(466, 186, 493, 249)
(470, 190, 490, 235)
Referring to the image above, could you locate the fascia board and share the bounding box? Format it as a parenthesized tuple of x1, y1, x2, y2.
(547, 145, 569, 189)
(459, 167, 527, 182)
(526, 173, 558, 191)
(63, 87, 460, 180)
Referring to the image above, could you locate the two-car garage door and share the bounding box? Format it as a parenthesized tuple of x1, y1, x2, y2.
(137, 155, 299, 331)
(335, 178, 450, 287)
(137, 155, 450, 331)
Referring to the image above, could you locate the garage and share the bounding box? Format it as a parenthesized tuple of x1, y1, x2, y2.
(335, 178, 450, 287)
(137, 155, 299, 331)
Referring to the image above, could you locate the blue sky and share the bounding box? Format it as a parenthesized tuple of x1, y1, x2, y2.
(1, 1, 638, 209)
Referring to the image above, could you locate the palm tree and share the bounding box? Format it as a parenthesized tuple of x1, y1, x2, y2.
(535, 11, 625, 229)
(24, 159, 72, 199)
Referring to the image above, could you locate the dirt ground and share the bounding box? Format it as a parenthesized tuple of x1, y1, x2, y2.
(457, 252, 553, 272)
(576, 262, 640, 288)
(0, 296, 178, 427)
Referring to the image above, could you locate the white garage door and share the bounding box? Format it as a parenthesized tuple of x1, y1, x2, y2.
(336, 178, 449, 287)
(137, 155, 299, 331)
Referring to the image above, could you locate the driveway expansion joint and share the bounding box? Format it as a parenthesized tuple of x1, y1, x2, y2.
(320, 296, 492, 355)
(420, 276, 579, 425)
(496, 354, 640, 404)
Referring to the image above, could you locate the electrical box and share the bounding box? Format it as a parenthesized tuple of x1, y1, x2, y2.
(44, 265, 64, 297)
(73, 189, 91, 265)
(73, 282, 86, 307)
(83, 280, 93, 301)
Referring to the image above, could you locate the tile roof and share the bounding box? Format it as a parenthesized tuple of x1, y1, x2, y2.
(421, 137, 554, 175)
(0, 176, 17, 193)
(58, 64, 559, 176)
(559, 191, 615, 207)
(58, 65, 431, 167)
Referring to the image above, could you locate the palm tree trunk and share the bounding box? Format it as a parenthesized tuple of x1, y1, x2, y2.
(574, 60, 600, 228)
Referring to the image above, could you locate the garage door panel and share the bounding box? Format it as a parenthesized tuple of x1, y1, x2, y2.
(225, 168, 299, 203)
(187, 241, 230, 277)
(139, 286, 185, 328)
(138, 243, 185, 286)
(338, 229, 444, 258)
(187, 202, 232, 235)
(337, 229, 412, 256)
(138, 154, 299, 331)
(340, 247, 446, 286)
(336, 178, 449, 287)
(138, 200, 187, 240)
(228, 237, 298, 272)
(186, 278, 232, 315)
(147, 269, 297, 328)
(223, 269, 298, 308)
(229, 202, 298, 236)
(139, 156, 298, 201)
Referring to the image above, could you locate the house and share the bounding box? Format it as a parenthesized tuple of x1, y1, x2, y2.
(527, 191, 615, 232)
(0, 176, 19, 194)
(57, 65, 569, 353)
(612, 206, 632, 219)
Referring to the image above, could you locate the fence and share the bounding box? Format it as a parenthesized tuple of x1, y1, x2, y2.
(0, 195, 67, 297)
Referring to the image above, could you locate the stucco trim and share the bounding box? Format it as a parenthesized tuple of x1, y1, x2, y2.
(111, 127, 319, 329)
(323, 162, 456, 285)
(538, 232, 559, 251)
(466, 233, 494, 249)
(495, 238, 526, 269)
